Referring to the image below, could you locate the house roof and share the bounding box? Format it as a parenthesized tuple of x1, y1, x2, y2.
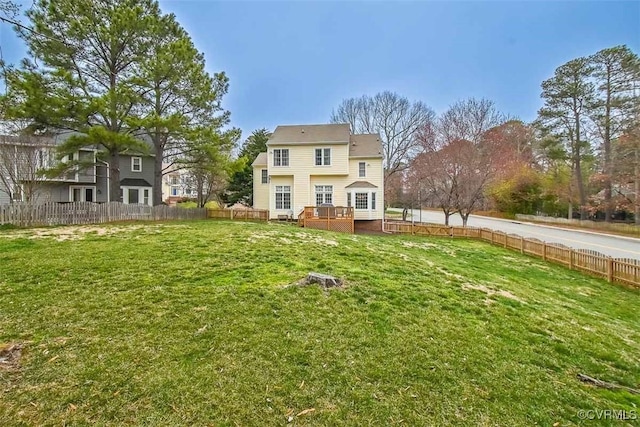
(268, 124, 351, 145)
(252, 152, 268, 166)
(120, 178, 152, 187)
(349, 134, 383, 158)
(345, 181, 378, 189)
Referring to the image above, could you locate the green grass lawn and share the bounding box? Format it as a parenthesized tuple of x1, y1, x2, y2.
(0, 221, 638, 426)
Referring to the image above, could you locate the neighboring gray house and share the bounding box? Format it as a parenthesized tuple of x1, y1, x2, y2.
(0, 132, 155, 205)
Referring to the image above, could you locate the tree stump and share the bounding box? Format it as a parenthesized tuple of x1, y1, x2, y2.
(303, 272, 343, 288)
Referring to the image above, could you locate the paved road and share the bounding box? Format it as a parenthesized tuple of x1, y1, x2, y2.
(388, 208, 640, 260)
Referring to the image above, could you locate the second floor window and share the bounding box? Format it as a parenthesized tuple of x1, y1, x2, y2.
(315, 148, 331, 166)
(261, 169, 268, 184)
(132, 157, 142, 172)
(273, 149, 289, 166)
(359, 162, 366, 177)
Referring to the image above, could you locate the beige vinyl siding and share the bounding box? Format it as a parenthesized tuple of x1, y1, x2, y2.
(252, 165, 269, 210)
(268, 143, 349, 176)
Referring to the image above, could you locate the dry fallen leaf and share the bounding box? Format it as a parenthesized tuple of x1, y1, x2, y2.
(68, 403, 77, 411)
(299, 380, 305, 389)
(297, 408, 316, 417)
(553, 423, 560, 427)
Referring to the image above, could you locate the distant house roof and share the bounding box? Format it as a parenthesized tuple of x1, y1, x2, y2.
(268, 123, 351, 145)
(252, 152, 268, 166)
(120, 178, 152, 187)
(349, 134, 383, 158)
(345, 181, 378, 189)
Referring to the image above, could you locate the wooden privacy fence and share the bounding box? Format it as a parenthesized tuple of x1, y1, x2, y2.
(207, 208, 269, 222)
(0, 202, 207, 227)
(384, 221, 640, 288)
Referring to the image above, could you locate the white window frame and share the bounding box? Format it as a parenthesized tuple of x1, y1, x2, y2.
(261, 169, 268, 184)
(273, 149, 289, 167)
(69, 185, 96, 202)
(315, 148, 331, 166)
(122, 186, 152, 206)
(355, 192, 368, 210)
(131, 157, 142, 173)
(62, 152, 78, 182)
(358, 162, 366, 178)
(275, 185, 291, 210)
(315, 185, 333, 206)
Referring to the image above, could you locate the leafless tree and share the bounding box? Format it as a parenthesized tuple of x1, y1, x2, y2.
(0, 134, 55, 202)
(331, 91, 436, 191)
(437, 98, 507, 144)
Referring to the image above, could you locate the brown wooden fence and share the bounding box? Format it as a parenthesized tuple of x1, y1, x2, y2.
(384, 221, 640, 288)
(207, 208, 269, 222)
(0, 202, 207, 227)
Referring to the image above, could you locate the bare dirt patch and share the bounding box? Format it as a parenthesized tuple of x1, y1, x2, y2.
(1, 224, 176, 242)
(462, 283, 525, 303)
(0, 343, 23, 372)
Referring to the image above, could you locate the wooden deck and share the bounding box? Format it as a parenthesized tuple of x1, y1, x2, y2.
(298, 206, 354, 233)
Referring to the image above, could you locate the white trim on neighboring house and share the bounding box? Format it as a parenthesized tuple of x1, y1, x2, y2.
(69, 185, 97, 202)
(122, 186, 152, 205)
(131, 157, 142, 172)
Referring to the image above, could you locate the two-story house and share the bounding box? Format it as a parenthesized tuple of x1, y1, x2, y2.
(0, 132, 155, 205)
(252, 123, 384, 231)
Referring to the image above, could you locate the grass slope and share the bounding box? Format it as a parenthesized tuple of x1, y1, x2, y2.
(0, 221, 638, 426)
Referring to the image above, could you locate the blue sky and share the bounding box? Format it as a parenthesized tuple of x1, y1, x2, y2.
(1, 1, 639, 139)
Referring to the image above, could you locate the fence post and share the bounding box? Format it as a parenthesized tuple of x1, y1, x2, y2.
(569, 249, 574, 270)
(607, 257, 613, 283)
(520, 236, 524, 254)
(542, 242, 547, 261)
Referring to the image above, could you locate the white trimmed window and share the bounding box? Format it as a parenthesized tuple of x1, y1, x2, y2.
(315, 185, 333, 206)
(131, 157, 142, 172)
(315, 148, 331, 166)
(69, 186, 95, 202)
(261, 169, 268, 184)
(275, 185, 291, 209)
(359, 162, 366, 178)
(122, 187, 152, 206)
(372, 192, 376, 210)
(273, 149, 289, 167)
(355, 192, 368, 210)
(346, 192, 351, 207)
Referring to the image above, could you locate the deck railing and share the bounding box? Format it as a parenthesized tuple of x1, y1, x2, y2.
(299, 206, 354, 233)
